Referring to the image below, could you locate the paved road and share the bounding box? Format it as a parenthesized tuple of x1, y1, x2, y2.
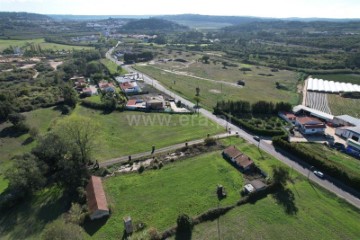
(107, 49, 360, 209)
(100, 132, 234, 167)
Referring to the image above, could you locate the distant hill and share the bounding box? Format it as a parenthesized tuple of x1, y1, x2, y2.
(121, 18, 188, 32)
(0, 12, 53, 21)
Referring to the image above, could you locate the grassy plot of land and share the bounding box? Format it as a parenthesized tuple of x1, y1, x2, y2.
(297, 143, 360, 178)
(180, 136, 360, 240)
(71, 106, 224, 161)
(0, 107, 63, 167)
(0, 38, 94, 51)
(327, 94, 360, 117)
(314, 74, 360, 85)
(89, 152, 244, 239)
(0, 186, 68, 240)
(191, 180, 360, 240)
(134, 65, 299, 109)
(100, 58, 127, 75)
(0, 176, 8, 194)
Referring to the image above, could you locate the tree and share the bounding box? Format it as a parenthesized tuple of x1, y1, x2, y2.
(101, 92, 117, 112)
(201, 55, 210, 64)
(0, 101, 12, 121)
(176, 214, 193, 240)
(8, 113, 25, 126)
(5, 153, 46, 194)
(54, 116, 99, 164)
(42, 219, 85, 240)
(272, 166, 290, 187)
(195, 87, 200, 96)
(62, 85, 78, 108)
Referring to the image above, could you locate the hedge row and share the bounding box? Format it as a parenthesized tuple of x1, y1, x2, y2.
(221, 111, 285, 136)
(272, 137, 360, 190)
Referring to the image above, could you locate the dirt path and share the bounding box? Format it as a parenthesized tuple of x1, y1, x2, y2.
(48, 60, 63, 70)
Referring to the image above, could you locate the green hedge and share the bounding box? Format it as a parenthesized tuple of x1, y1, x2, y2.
(272, 137, 360, 190)
(221, 112, 285, 136)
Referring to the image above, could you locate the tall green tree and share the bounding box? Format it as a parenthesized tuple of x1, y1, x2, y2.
(62, 85, 78, 108)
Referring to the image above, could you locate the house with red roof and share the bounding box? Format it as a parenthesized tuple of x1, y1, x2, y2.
(222, 146, 254, 172)
(86, 176, 109, 220)
(295, 116, 326, 135)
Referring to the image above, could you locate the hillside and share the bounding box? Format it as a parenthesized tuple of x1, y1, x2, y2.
(121, 18, 188, 32)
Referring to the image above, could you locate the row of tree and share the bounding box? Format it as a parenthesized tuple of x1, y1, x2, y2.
(214, 100, 292, 117)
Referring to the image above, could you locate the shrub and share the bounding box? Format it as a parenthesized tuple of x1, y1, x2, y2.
(138, 165, 145, 173)
(204, 137, 216, 146)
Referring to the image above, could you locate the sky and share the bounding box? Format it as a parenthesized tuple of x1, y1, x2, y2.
(0, 0, 360, 18)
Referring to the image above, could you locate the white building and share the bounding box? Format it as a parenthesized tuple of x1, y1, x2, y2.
(295, 116, 326, 135)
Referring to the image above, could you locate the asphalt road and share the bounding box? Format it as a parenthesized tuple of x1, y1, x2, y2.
(106, 47, 360, 209)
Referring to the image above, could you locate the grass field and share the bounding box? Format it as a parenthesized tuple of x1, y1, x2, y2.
(100, 58, 127, 75)
(90, 151, 245, 239)
(135, 65, 299, 109)
(0, 176, 8, 194)
(0, 186, 69, 240)
(327, 94, 360, 117)
(297, 142, 360, 178)
(0, 38, 94, 51)
(71, 106, 224, 161)
(314, 74, 360, 85)
(0, 107, 63, 169)
(191, 179, 360, 240)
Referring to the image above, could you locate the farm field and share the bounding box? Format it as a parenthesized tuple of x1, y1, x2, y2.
(327, 94, 360, 117)
(305, 92, 332, 114)
(69, 106, 224, 161)
(134, 65, 299, 109)
(90, 151, 245, 239)
(297, 142, 360, 179)
(191, 179, 360, 240)
(0, 38, 94, 51)
(314, 74, 360, 85)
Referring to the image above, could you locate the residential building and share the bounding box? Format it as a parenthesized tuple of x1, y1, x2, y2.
(86, 176, 109, 220)
(279, 112, 297, 124)
(99, 80, 116, 93)
(222, 146, 255, 171)
(295, 116, 326, 135)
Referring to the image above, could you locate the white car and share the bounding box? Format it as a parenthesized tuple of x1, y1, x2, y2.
(313, 170, 324, 178)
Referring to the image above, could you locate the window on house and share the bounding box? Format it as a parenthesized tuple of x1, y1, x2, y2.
(352, 135, 359, 142)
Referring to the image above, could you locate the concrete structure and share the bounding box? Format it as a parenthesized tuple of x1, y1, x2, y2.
(293, 105, 334, 122)
(335, 126, 360, 142)
(120, 81, 141, 94)
(295, 116, 326, 135)
(82, 85, 98, 96)
(98, 80, 116, 93)
(123, 216, 133, 234)
(86, 176, 109, 220)
(244, 180, 267, 193)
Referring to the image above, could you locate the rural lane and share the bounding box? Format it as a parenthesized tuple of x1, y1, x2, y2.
(106, 47, 360, 209)
(100, 132, 235, 167)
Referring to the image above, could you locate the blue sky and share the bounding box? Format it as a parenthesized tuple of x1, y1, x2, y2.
(0, 0, 359, 18)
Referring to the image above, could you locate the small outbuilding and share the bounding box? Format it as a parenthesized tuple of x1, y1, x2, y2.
(123, 216, 133, 234)
(86, 176, 109, 220)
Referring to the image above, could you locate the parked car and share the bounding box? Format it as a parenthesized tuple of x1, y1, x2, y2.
(332, 142, 345, 151)
(313, 170, 324, 178)
(253, 136, 260, 141)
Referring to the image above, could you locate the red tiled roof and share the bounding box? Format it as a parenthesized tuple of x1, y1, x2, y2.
(223, 146, 242, 159)
(86, 176, 108, 214)
(297, 116, 323, 125)
(283, 112, 296, 119)
(127, 99, 137, 106)
(234, 154, 254, 169)
(120, 82, 133, 90)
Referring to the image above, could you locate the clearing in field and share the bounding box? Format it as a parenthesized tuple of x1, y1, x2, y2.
(134, 64, 299, 109)
(90, 151, 244, 239)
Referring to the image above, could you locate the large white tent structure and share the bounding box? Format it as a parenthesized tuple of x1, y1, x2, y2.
(307, 78, 360, 93)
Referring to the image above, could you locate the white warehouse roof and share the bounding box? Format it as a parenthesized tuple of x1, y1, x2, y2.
(307, 78, 360, 93)
(334, 115, 360, 127)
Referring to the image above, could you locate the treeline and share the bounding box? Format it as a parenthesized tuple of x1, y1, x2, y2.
(214, 100, 292, 117)
(124, 52, 154, 64)
(272, 137, 360, 190)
